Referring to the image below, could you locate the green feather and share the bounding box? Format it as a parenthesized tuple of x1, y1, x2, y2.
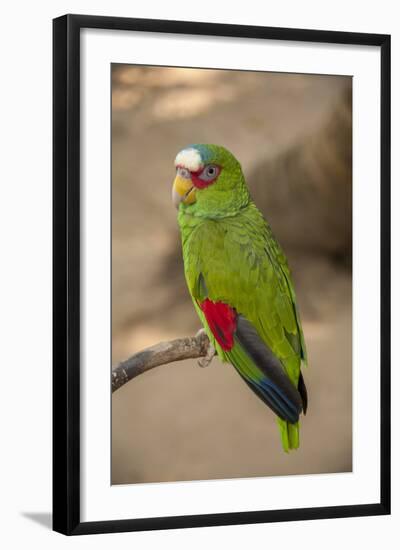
(176, 144, 307, 451)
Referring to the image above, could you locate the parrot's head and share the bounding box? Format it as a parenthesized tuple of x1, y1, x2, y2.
(172, 144, 250, 217)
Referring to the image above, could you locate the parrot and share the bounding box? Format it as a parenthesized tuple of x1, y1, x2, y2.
(171, 144, 308, 452)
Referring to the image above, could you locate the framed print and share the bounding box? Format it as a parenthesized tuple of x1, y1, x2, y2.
(53, 14, 390, 535)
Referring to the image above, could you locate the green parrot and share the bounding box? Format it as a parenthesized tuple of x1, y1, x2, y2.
(172, 144, 308, 452)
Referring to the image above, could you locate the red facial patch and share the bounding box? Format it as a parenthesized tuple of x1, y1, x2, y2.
(175, 164, 221, 189)
(191, 166, 221, 189)
(200, 299, 237, 351)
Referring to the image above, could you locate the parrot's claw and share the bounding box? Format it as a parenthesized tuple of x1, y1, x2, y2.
(197, 336, 216, 368)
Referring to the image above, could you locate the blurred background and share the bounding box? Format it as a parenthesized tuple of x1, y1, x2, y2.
(111, 65, 352, 484)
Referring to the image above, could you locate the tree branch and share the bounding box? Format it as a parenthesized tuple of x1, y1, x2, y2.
(112, 329, 215, 393)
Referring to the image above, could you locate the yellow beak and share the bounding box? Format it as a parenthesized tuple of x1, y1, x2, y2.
(172, 175, 196, 209)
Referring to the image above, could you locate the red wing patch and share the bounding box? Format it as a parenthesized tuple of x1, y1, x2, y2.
(200, 299, 237, 351)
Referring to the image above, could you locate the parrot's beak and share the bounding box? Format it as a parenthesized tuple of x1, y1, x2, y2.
(172, 174, 196, 209)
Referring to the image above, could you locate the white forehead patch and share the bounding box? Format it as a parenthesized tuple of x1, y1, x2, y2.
(174, 148, 203, 172)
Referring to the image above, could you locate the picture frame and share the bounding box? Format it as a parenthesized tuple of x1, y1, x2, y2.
(53, 14, 391, 535)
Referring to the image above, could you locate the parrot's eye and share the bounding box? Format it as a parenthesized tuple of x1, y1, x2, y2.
(177, 167, 191, 179)
(199, 164, 220, 182)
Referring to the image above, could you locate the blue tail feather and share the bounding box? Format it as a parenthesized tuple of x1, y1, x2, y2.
(226, 315, 303, 424)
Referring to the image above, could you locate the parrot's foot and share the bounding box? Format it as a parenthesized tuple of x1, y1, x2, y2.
(198, 344, 215, 367)
(196, 329, 216, 368)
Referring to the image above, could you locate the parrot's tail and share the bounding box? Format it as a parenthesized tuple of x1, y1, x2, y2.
(277, 418, 299, 452)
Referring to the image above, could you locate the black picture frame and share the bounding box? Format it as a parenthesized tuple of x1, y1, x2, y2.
(53, 14, 391, 535)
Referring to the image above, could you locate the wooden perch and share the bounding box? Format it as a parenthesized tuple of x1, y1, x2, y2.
(112, 329, 215, 393)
